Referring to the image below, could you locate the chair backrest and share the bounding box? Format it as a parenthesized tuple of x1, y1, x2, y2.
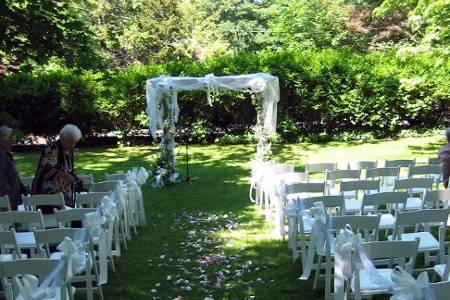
(393, 178, 434, 191)
(22, 193, 65, 210)
(428, 157, 441, 165)
(286, 182, 326, 195)
(0, 229, 21, 257)
(20, 176, 34, 188)
(340, 179, 380, 193)
(430, 281, 450, 300)
(0, 211, 45, 229)
(407, 164, 442, 178)
(423, 189, 450, 209)
(297, 195, 344, 213)
(347, 161, 377, 170)
(331, 215, 380, 232)
(395, 209, 450, 227)
(0, 195, 11, 211)
(272, 163, 295, 174)
(76, 192, 109, 208)
(385, 159, 415, 168)
(105, 173, 126, 181)
(34, 228, 82, 257)
(0, 258, 60, 282)
(281, 172, 307, 184)
(78, 174, 94, 188)
(305, 162, 337, 174)
(55, 208, 98, 227)
(326, 169, 361, 181)
(361, 191, 408, 214)
(91, 180, 118, 192)
(366, 167, 400, 179)
(362, 240, 419, 269)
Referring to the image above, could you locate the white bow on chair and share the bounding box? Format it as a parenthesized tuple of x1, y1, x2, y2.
(85, 211, 108, 285)
(56, 237, 87, 278)
(390, 266, 436, 300)
(14, 274, 59, 300)
(136, 167, 149, 185)
(100, 195, 119, 224)
(334, 225, 392, 300)
(299, 201, 329, 280)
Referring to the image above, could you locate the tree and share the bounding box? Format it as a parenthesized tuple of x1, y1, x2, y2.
(0, 0, 102, 69)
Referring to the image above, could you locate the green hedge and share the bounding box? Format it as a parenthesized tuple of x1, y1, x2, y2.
(1, 50, 449, 142)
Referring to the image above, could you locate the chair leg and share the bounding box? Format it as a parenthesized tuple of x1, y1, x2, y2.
(109, 255, 116, 272)
(325, 255, 332, 300)
(313, 255, 322, 290)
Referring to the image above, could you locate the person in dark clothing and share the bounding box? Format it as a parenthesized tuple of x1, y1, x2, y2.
(438, 128, 450, 189)
(31, 124, 84, 212)
(0, 126, 25, 210)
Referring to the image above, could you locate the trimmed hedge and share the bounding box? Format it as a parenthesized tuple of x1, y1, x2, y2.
(1, 49, 449, 142)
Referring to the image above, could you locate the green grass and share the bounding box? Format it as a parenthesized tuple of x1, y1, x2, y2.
(14, 135, 446, 300)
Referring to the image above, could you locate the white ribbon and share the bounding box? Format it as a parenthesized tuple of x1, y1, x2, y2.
(136, 167, 149, 185)
(100, 195, 119, 224)
(390, 267, 436, 300)
(299, 201, 329, 280)
(56, 237, 87, 278)
(14, 275, 59, 300)
(85, 211, 108, 285)
(204, 73, 218, 105)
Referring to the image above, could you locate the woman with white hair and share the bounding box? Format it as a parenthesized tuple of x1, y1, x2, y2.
(31, 124, 84, 210)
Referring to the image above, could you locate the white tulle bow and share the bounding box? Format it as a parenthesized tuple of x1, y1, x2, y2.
(136, 167, 149, 185)
(100, 195, 119, 223)
(390, 266, 436, 300)
(57, 237, 87, 276)
(14, 274, 59, 300)
(299, 201, 329, 280)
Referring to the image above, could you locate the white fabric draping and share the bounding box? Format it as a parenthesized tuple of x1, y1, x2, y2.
(145, 73, 280, 139)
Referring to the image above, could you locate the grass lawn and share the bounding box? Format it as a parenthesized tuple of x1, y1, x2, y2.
(14, 135, 446, 300)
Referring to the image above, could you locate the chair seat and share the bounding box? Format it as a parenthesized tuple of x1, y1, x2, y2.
(352, 268, 393, 292)
(388, 232, 440, 252)
(50, 251, 65, 260)
(379, 185, 394, 193)
(411, 188, 427, 194)
(15, 232, 37, 248)
(398, 197, 422, 210)
(287, 193, 309, 201)
(378, 214, 395, 229)
(0, 253, 27, 262)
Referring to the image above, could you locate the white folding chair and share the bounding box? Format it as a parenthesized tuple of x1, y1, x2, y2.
(286, 182, 326, 201)
(0, 229, 25, 262)
(0, 258, 71, 300)
(361, 191, 408, 231)
(0, 196, 11, 211)
(350, 240, 419, 300)
(393, 177, 434, 210)
(385, 159, 416, 179)
(55, 208, 98, 228)
(340, 179, 380, 214)
(422, 189, 450, 210)
(105, 173, 126, 181)
(305, 162, 337, 182)
(389, 209, 449, 267)
(78, 174, 95, 191)
(91, 181, 118, 193)
(366, 167, 400, 192)
(318, 214, 381, 298)
(22, 193, 66, 228)
(76, 192, 109, 208)
(325, 169, 361, 196)
(288, 195, 343, 263)
(433, 254, 450, 282)
(0, 210, 44, 250)
(408, 164, 442, 189)
(347, 161, 378, 179)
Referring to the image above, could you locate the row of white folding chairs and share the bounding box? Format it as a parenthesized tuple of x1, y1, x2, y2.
(0, 213, 110, 300)
(287, 201, 450, 299)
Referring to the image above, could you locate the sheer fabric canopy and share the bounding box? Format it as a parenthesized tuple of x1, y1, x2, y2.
(146, 73, 280, 139)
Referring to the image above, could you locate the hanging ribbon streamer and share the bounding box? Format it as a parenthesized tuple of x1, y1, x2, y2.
(334, 225, 392, 300)
(85, 210, 108, 285)
(390, 266, 436, 300)
(14, 274, 61, 300)
(299, 201, 330, 280)
(283, 201, 298, 251)
(204, 73, 219, 105)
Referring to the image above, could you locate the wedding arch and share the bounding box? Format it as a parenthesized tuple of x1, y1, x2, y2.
(145, 73, 280, 187)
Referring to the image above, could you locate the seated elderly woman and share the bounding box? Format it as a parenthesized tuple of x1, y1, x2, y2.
(31, 124, 85, 212)
(0, 125, 25, 210)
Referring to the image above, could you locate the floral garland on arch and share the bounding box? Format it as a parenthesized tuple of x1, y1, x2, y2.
(146, 73, 279, 188)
